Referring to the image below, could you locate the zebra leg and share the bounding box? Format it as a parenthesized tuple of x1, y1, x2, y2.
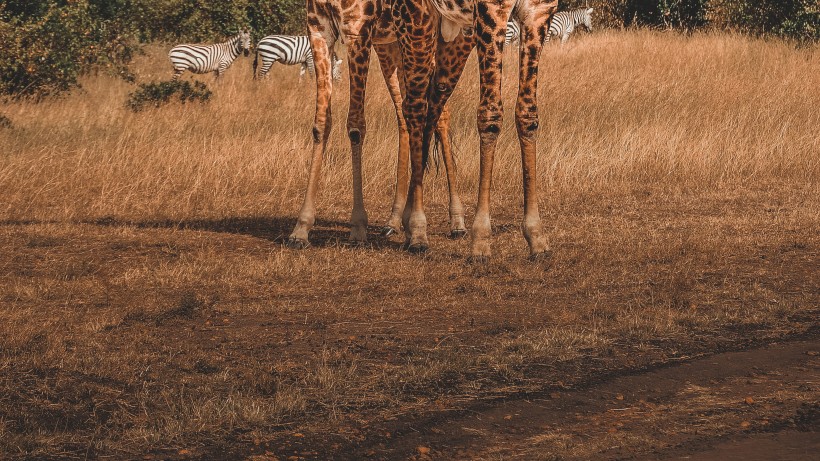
(287, 31, 337, 248)
(427, 32, 474, 239)
(515, 0, 555, 259)
(374, 42, 409, 238)
(561, 25, 573, 46)
(345, 34, 373, 245)
(261, 61, 272, 79)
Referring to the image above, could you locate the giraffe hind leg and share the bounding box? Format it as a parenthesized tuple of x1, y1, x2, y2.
(374, 43, 409, 238)
(345, 34, 373, 245)
(426, 32, 474, 239)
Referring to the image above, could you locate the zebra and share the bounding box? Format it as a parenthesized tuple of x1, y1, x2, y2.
(253, 35, 343, 81)
(547, 8, 594, 46)
(169, 30, 251, 80)
(504, 21, 520, 46)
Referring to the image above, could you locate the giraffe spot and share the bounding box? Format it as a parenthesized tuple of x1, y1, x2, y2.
(348, 129, 362, 145)
(312, 127, 321, 144)
(526, 121, 539, 131)
(363, 1, 375, 16)
(485, 124, 500, 134)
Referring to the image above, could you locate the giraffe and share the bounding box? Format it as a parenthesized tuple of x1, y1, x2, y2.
(289, 0, 557, 261)
(286, 0, 467, 249)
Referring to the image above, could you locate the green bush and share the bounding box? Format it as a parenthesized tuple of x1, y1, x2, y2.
(98, 0, 305, 43)
(126, 80, 211, 112)
(708, 0, 819, 41)
(0, 0, 137, 99)
(560, 0, 817, 40)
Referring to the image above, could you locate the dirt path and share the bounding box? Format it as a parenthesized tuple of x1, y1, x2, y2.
(316, 337, 819, 460)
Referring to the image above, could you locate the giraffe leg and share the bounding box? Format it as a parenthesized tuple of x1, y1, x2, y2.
(516, 0, 557, 258)
(374, 43, 409, 238)
(287, 31, 336, 248)
(436, 108, 467, 238)
(346, 34, 373, 245)
(392, 0, 437, 253)
(471, 0, 515, 261)
(425, 33, 474, 239)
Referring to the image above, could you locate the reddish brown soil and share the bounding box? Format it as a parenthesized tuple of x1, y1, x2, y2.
(238, 337, 816, 460)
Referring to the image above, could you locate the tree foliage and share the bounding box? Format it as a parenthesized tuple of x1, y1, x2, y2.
(0, 0, 816, 99)
(0, 0, 137, 98)
(561, 0, 818, 39)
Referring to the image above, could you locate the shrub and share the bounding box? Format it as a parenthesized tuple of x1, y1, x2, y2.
(126, 80, 212, 112)
(707, 0, 819, 40)
(0, 0, 138, 99)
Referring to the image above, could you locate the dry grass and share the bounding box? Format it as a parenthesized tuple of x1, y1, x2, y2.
(0, 30, 818, 459)
(1, 29, 817, 222)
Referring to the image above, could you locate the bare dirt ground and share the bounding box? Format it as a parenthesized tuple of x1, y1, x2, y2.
(319, 338, 820, 461)
(1, 185, 817, 460)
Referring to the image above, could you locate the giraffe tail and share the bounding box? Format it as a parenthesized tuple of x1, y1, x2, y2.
(423, 129, 451, 176)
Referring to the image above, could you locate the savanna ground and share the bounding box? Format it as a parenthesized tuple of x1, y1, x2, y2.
(0, 30, 818, 459)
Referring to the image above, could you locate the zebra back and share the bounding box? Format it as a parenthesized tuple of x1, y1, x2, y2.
(504, 21, 520, 46)
(255, 35, 342, 81)
(170, 30, 250, 77)
(547, 8, 594, 44)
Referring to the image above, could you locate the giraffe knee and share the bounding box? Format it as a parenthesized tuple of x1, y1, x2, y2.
(516, 112, 540, 137)
(312, 127, 322, 144)
(477, 111, 503, 137)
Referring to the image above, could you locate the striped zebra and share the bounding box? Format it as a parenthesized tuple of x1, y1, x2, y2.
(504, 21, 520, 46)
(169, 30, 251, 80)
(253, 35, 343, 81)
(547, 8, 594, 46)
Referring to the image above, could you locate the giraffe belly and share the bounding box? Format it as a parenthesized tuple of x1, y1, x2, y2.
(430, 0, 475, 41)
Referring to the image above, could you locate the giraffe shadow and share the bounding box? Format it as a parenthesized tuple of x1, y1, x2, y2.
(83, 215, 404, 250)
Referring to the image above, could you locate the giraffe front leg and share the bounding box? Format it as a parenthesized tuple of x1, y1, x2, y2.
(374, 43, 409, 238)
(287, 32, 335, 249)
(471, 0, 515, 262)
(516, 0, 557, 259)
(346, 35, 373, 245)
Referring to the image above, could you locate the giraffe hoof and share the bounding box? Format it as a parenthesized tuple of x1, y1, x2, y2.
(528, 250, 554, 263)
(466, 255, 490, 265)
(285, 237, 310, 250)
(406, 243, 429, 255)
(381, 226, 397, 237)
(449, 229, 468, 240)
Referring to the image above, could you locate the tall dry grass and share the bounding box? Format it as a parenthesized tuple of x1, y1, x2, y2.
(1, 29, 817, 225)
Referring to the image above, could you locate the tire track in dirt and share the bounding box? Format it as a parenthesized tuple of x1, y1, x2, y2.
(344, 336, 819, 460)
